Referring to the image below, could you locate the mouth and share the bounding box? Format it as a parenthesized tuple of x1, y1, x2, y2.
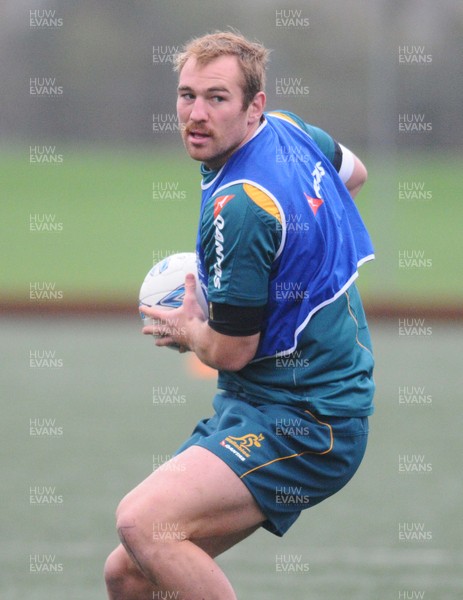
(186, 129, 212, 144)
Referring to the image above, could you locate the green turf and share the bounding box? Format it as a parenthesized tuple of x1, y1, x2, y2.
(1, 147, 461, 304)
(2, 317, 462, 599)
(1, 147, 200, 301)
(357, 151, 463, 304)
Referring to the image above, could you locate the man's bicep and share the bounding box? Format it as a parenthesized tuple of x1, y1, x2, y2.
(205, 327, 260, 371)
(338, 145, 368, 197)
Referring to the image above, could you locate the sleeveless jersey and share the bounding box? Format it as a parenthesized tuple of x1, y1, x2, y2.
(196, 112, 374, 360)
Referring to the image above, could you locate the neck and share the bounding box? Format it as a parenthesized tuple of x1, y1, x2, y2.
(204, 116, 264, 171)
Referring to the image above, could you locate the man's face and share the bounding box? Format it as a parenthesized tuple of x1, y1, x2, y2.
(177, 55, 264, 170)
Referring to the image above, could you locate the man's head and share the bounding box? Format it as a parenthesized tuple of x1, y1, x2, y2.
(174, 31, 269, 169)
(174, 31, 269, 109)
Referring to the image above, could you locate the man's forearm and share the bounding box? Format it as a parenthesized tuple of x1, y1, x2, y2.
(185, 319, 259, 372)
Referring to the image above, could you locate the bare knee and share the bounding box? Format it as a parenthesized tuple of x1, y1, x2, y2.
(116, 494, 187, 570)
(104, 547, 128, 594)
(116, 493, 173, 545)
(105, 545, 155, 598)
(115, 491, 142, 531)
(115, 495, 142, 548)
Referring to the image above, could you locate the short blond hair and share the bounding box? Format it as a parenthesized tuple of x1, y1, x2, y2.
(174, 31, 270, 108)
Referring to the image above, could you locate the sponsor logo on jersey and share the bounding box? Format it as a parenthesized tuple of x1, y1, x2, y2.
(311, 161, 325, 198)
(213, 213, 225, 289)
(304, 193, 324, 216)
(304, 161, 326, 216)
(213, 194, 235, 218)
(220, 433, 265, 460)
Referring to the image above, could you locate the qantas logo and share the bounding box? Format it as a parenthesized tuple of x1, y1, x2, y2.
(213, 194, 235, 218)
(212, 195, 233, 289)
(305, 194, 324, 216)
(213, 214, 225, 289)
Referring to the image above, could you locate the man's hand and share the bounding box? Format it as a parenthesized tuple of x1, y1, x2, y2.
(140, 273, 206, 351)
(139, 273, 260, 370)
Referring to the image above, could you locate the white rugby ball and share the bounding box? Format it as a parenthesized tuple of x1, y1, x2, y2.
(139, 252, 208, 328)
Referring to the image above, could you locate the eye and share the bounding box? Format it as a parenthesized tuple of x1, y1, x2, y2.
(211, 95, 225, 103)
(179, 92, 194, 101)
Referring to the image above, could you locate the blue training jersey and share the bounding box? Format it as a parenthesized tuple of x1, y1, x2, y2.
(195, 112, 375, 416)
(197, 112, 374, 359)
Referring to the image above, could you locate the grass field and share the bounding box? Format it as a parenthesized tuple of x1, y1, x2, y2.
(2, 146, 462, 598)
(1, 147, 462, 306)
(2, 316, 462, 599)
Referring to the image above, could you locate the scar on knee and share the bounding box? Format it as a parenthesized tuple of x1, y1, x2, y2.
(117, 527, 148, 578)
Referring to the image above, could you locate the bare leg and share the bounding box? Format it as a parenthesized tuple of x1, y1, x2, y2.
(105, 545, 154, 600)
(105, 526, 260, 600)
(106, 446, 265, 599)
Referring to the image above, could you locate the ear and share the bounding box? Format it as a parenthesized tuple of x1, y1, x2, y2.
(247, 91, 266, 125)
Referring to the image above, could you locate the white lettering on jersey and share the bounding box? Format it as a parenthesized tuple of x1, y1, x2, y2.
(311, 161, 325, 199)
(213, 214, 225, 288)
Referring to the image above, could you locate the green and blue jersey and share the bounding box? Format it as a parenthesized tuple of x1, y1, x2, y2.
(196, 111, 375, 417)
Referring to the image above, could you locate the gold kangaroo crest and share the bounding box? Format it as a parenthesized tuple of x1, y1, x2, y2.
(223, 433, 265, 458)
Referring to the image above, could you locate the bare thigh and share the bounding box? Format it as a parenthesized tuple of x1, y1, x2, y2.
(116, 445, 266, 545)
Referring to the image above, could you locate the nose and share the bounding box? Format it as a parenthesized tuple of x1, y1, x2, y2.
(189, 97, 208, 122)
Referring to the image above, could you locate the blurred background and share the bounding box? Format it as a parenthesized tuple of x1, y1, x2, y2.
(1, 1, 462, 599)
(1, 0, 462, 308)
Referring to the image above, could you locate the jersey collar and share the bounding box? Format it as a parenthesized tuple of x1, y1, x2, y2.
(200, 116, 268, 190)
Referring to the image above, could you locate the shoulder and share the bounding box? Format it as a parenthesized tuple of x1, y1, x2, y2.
(203, 181, 282, 229)
(266, 110, 342, 170)
(200, 183, 282, 305)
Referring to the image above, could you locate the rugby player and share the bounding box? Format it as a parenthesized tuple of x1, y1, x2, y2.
(105, 31, 375, 600)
